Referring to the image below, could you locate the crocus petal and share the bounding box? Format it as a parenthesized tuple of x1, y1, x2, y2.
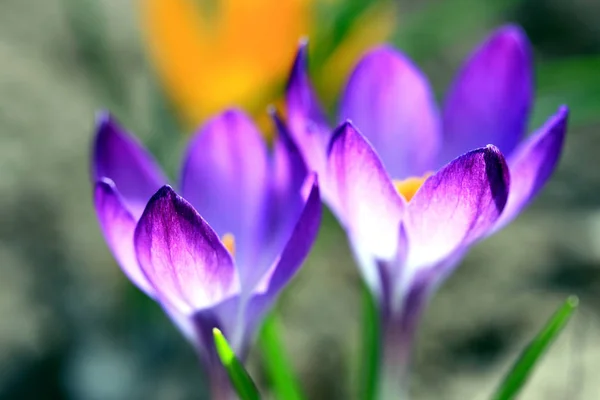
(134, 186, 238, 314)
(260, 111, 309, 268)
(327, 122, 405, 262)
(180, 109, 268, 280)
(404, 145, 510, 271)
(285, 40, 331, 177)
(249, 176, 321, 334)
(94, 178, 155, 296)
(494, 106, 569, 231)
(441, 25, 533, 162)
(339, 46, 440, 178)
(92, 111, 167, 219)
(190, 295, 243, 365)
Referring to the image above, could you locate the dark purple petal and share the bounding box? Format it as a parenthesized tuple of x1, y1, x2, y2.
(494, 106, 569, 231)
(258, 111, 309, 275)
(92, 111, 167, 219)
(339, 46, 441, 179)
(247, 177, 321, 335)
(327, 122, 405, 261)
(285, 40, 331, 177)
(441, 25, 533, 163)
(93, 178, 155, 296)
(134, 186, 238, 314)
(180, 109, 268, 279)
(404, 146, 510, 269)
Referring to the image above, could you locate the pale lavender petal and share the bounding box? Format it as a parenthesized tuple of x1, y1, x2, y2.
(248, 177, 321, 335)
(93, 178, 155, 296)
(339, 46, 441, 178)
(494, 106, 569, 231)
(404, 146, 510, 270)
(441, 25, 533, 162)
(327, 122, 405, 261)
(92, 111, 167, 219)
(285, 40, 331, 177)
(134, 186, 239, 314)
(180, 109, 268, 278)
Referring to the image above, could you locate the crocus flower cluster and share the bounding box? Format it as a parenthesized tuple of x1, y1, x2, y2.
(91, 22, 569, 400)
(285, 25, 568, 390)
(92, 109, 320, 395)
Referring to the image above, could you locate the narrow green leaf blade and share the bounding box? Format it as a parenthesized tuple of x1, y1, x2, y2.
(360, 284, 381, 400)
(213, 328, 261, 400)
(259, 313, 305, 400)
(492, 296, 579, 400)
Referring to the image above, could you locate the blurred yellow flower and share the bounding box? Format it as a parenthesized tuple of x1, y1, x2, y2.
(140, 0, 397, 132)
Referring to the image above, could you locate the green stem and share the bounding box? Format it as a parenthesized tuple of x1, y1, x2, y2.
(259, 313, 305, 400)
(378, 318, 413, 400)
(360, 285, 381, 400)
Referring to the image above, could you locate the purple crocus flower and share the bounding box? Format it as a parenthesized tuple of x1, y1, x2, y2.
(92, 108, 321, 397)
(285, 26, 568, 392)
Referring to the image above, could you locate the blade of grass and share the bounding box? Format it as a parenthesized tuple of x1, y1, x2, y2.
(258, 313, 305, 400)
(492, 296, 579, 400)
(360, 284, 381, 400)
(213, 328, 261, 400)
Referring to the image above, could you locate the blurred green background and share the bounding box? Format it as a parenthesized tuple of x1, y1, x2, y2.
(1, 0, 600, 399)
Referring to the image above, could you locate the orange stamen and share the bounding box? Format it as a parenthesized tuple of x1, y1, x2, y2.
(393, 173, 431, 202)
(222, 233, 235, 257)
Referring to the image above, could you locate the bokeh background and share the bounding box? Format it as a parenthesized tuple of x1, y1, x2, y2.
(2, 0, 600, 399)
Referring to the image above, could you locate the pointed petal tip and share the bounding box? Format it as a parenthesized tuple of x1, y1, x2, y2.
(268, 106, 284, 126)
(95, 110, 112, 127)
(266, 104, 277, 116)
(483, 144, 503, 156)
(93, 112, 129, 149)
(94, 177, 118, 198)
(289, 39, 310, 83)
(557, 104, 570, 118)
(298, 36, 309, 49)
(486, 24, 531, 58)
(494, 24, 528, 42)
(302, 172, 320, 201)
(336, 119, 358, 133)
(151, 184, 176, 201)
(547, 105, 569, 136)
(220, 107, 247, 121)
(327, 121, 359, 155)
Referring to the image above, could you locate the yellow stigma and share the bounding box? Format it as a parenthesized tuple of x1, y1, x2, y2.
(393, 174, 431, 202)
(222, 233, 235, 257)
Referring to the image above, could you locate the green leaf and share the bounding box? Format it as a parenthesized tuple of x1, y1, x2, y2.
(213, 328, 261, 400)
(492, 296, 579, 400)
(258, 313, 305, 400)
(360, 284, 381, 400)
